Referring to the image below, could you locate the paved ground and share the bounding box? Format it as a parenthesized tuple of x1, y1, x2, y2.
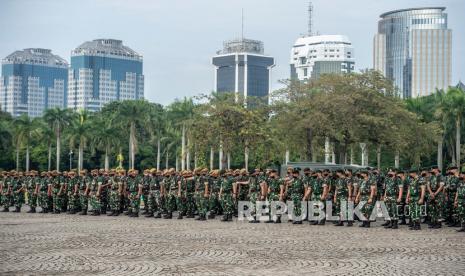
(0, 209, 464, 276)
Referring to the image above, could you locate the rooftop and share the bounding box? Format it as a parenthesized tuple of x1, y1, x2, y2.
(217, 38, 264, 55)
(2, 48, 68, 68)
(380, 7, 446, 18)
(71, 39, 142, 61)
(293, 35, 352, 47)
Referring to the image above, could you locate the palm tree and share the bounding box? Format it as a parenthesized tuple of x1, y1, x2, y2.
(112, 100, 152, 170)
(148, 104, 165, 170)
(12, 114, 40, 171)
(437, 88, 465, 166)
(43, 108, 72, 172)
(90, 116, 121, 170)
(68, 110, 92, 172)
(167, 98, 194, 170)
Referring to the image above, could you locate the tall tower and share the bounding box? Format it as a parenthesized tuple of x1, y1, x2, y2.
(290, 3, 355, 81)
(68, 39, 144, 112)
(374, 7, 451, 98)
(0, 48, 68, 117)
(212, 38, 275, 105)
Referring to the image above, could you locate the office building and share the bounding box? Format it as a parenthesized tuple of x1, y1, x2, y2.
(374, 7, 452, 98)
(68, 39, 144, 111)
(0, 48, 68, 117)
(212, 38, 275, 105)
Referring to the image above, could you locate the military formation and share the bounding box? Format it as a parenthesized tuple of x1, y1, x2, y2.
(1, 165, 465, 232)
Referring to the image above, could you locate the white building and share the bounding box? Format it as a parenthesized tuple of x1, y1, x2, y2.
(290, 35, 355, 81)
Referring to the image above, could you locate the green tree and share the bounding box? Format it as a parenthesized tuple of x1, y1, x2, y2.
(43, 108, 72, 172)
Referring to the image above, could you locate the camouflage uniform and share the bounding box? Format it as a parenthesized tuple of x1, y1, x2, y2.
(267, 175, 283, 223)
(194, 173, 209, 220)
(78, 174, 90, 215)
(445, 175, 460, 225)
(384, 174, 403, 228)
(289, 174, 305, 223)
(220, 175, 234, 221)
(146, 172, 162, 218)
(38, 175, 51, 213)
(127, 174, 141, 217)
(359, 176, 376, 227)
(408, 176, 425, 230)
(89, 174, 101, 215)
(427, 173, 445, 227)
(67, 175, 80, 214)
(26, 174, 38, 212)
(208, 175, 222, 218)
(455, 177, 465, 231)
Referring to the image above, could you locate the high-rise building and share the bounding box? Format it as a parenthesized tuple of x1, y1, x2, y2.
(0, 48, 68, 117)
(290, 35, 355, 81)
(68, 39, 144, 112)
(374, 7, 452, 98)
(212, 38, 275, 105)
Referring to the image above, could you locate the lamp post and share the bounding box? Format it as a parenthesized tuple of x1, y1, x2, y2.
(69, 150, 73, 170)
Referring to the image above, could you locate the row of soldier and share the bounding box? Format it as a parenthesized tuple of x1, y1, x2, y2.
(0, 166, 464, 231)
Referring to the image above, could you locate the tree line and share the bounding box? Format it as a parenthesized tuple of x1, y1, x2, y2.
(0, 70, 463, 172)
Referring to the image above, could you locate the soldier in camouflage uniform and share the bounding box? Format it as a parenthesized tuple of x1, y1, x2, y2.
(445, 167, 460, 227)
(333, 169, 353, 226)
(208, 170, 222, 219)
(78, 170, 90, 215)
(182, 170, 196, 218)
(454, 169, 465, 232)
(140, 169, 151, 215)
(396, 171, 408, 225)
(145, 169, 162, 218)
(163, 168, 177, 219)
(383, 169, 403, 229)
(356, 171, 376, 228)
(107, 169, 121, 216)
(1, 171, 14, 212)
(219, 170, 234, 222)
(11, 172, 25, 212)
(88, 170, 101, 216)
(127, 169, 142, 217)
(288, 168, 305, 224)
(248, 169, 266, 223)
(267, 169, 284, 223)
(194, 168, 209, 221)
(0, 171, 6, 211)
(427, 166, 445, 228)
(307, 170, 324, 225)
(38, 172, 51, 213)
(26, 171, 38, 213)
(50, 171, 62, 214)
(406, 170, 426, 230)
(67, 171, 80, 214)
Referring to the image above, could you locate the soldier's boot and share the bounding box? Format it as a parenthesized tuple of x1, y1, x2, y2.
(163, 212, 172, 219)
(27, 207, 36, 213)
(145, 212, 154, 218)
(220, 214, 229, 222)
(347, 221, 353, 227)
(207, 213, 215, 219)
(132, 212, 139, 217)
(457, 224, 465, 232)
(154, 212, 162, 218)
(177, 212, 183, 219)
(318, 219, 326, 225)
(79, 209, 87, 215)
(365, 221, 371, 228)
(13, 206, 21, 213)
(198, 214, 206, 221)
(335, 220, 344, 226)
(114, 211, 120, 216)
(275, 216, 281, 224)
(434, 222, 442, 229)
(249, 216, 259, 223)
(408, 220, 414, 229)
(381, 220, 390, 227)
(292, 220, 302, 225)
(384, 221, 392, 229)
(415, 221, 421, 230)
(2, 207, 9, 212)
(399, 217, 407, 225)
(391, 220, 399, 229)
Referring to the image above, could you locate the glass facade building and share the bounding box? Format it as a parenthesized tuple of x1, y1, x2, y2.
(212, 38, 274, 105)
(374, 7, 451, 98)
(0, 48, 68, 117)
(68, 39, 144, 112)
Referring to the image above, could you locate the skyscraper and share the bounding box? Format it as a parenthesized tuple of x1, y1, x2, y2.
(68, 39, 144, 112)
(0, 48, 68, 117)
(212, 38, 275, 105)
(290, 35, 355, 81)
(374, 7, 452, 98)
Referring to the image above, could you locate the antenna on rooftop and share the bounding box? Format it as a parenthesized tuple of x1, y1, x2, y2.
(308, 2, 314, 36)
(241, 8, 244, 40)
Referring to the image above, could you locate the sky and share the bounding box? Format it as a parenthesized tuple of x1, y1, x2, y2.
(0, 0, 464, 105)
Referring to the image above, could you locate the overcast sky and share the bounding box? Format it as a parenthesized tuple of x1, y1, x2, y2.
(1, 0, 464, 105)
